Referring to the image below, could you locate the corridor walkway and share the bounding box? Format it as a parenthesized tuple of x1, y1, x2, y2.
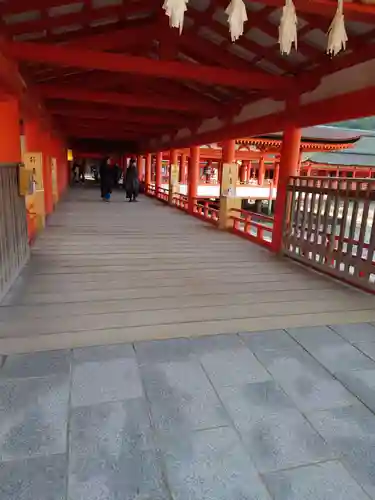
(3, 188, 375, 499)
(1, 187, 375, 354)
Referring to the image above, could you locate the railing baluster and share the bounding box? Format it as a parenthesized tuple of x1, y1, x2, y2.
(283, 176, 375, 293)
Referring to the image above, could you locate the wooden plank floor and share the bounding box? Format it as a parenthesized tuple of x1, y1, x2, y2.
(1, 186, 375, 354)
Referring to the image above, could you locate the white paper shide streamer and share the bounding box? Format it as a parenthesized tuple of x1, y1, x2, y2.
(163, 0, 189, 34)
(278, 0, 298, 55)
(226, 0, 248, 42)
(327, 0, 348, 56)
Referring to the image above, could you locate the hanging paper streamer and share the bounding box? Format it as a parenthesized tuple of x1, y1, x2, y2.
(226, 0, 248, 42)
(163, 0, 189, 34)
(278, 0, 298, 55)
(327, 0, 348, 56)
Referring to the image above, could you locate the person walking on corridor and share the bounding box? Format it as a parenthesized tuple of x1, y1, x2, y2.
(124, 158, 139, 202)
(99, 156, 112, 201)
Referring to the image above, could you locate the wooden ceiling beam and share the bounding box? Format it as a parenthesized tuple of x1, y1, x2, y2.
(36, 85, 219, 114)
(48, 105, 196, 126)
(6, 40, 293, 90)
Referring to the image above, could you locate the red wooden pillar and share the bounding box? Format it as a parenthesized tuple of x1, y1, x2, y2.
(273, 162, 280, 187)
(137, 154, 144, 181)
(0, 99, 21, 163)
(155, 151, 162, 195)
(239, 161, 247, 183)
(169, 149, 178, 204)
(222, 139, 236, 163)
(188, 146, 200, 214)
(272, 125, 301, 253)
(170, 149, 178, 181)
(179, 153, 187, 183)
(40, 129, 54, 216)
(218, 161, 222, 185)
(145, 153, 151, 190)
(258, 156, 265, 186)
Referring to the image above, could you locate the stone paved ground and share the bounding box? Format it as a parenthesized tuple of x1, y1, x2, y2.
(2, 324, 375, 499)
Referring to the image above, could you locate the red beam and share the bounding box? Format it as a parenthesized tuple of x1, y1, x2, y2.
(68, 22, 158, 52)
(6, 41, 293, 91)
(59, 121, 170, 135)
(48, 106, 194, 126)
(36, 85, 216, 114)
(65, 129, 147, 140)
(44, 71, 222, 111)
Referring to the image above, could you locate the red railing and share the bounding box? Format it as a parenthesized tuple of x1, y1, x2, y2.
(146, 184, 169, 202)
(230, 209, 273, 248)
(172, 193, 188, 211)
(146, 183, 156, 196)
(193, 199, 219, 225)
(156, 186, 169, 202)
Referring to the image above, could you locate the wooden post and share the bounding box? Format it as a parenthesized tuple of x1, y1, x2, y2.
(155, 151, 162, 196)
(169, 149, 178, 205)
(239, 161, 247, 183)
(272, 124, 301, 253)
(258, 156, 265, 186)
(0, 99, 21, 163)
(137, 154, 144, 181)
(188, 146, 199, 214)
(180, 153, 187, 184)
(41, 129, 54, 217)
(273, 161, 280, 187)
(145, 153, 151, 191)
(219, 140, 241, 230)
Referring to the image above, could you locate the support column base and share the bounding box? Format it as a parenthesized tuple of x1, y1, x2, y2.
(218, 197, 242, 230)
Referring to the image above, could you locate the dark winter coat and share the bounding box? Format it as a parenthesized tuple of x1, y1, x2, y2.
(124, 164, 139, 198)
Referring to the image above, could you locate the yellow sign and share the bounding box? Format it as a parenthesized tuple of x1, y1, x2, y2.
(23, 152, 43, 190)
(221, 162, 237, 197)
(19, 167, 34, 196)
(67, 149, 73, 161)
(170, 164, 179, 186)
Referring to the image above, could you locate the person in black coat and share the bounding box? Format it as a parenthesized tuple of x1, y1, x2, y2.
(99, 157, 112, 200)
(124, 159, 139, 202)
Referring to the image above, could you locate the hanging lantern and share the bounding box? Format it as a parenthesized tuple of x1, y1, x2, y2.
(162, 0, 189, 34)
(327, 0, 348, 56)
(226, 0, 248, 42)
(278, 0, 298, 55)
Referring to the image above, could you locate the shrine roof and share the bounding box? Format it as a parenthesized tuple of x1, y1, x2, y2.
(237, 126, 362, 150)
(303, 134, 375, 166)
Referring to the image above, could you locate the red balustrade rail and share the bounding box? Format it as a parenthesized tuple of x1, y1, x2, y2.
(172, 193, 188, 211)
(193, 199, 219, 225)
(146, 183, 156, 196)
(156, 186, 169, 202)
(230, 209, 273, 248)
(145, 184, 169, 202)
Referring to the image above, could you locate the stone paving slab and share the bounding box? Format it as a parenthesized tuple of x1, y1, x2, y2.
(2, 329, 375, 499)
(263, 461, 370, 500)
